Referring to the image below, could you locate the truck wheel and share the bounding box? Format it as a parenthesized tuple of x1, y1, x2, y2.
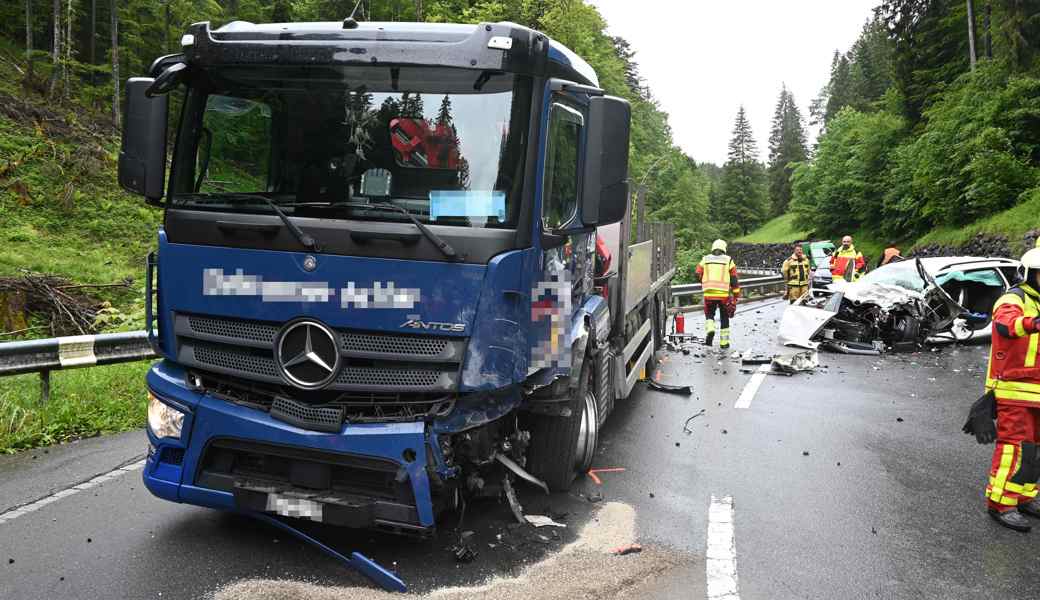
(526, 356, 598, 492)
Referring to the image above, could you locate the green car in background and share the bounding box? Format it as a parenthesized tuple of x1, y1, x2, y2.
(801, 240, 836, 288)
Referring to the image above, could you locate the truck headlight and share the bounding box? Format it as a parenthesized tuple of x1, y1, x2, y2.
(148, 391, 184, 439)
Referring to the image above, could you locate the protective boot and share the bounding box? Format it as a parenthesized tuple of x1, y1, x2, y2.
(720, 328, 731, 350)
(989, 508, 1033, 532)
(1018, 499, 1040, 519)
(704, 320, 716, 347)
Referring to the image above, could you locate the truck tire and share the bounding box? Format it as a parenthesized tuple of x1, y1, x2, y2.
(526, 356, 598, 492)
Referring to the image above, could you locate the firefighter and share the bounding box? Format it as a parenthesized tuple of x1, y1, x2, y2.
(878, 244, 902, 268)
(984, 248, 1040, 532)
(695, 239, 740, 349)
(781, 243, 811, 304)
(831, 235, 866, 282)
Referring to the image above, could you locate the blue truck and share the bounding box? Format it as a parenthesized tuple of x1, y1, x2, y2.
(119, 18, 675, 539)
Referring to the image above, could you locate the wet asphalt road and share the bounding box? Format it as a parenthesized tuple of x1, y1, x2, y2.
(3, 298, 1039, 599)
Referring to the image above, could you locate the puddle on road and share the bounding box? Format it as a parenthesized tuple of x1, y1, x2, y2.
(211, 502, 691, 600)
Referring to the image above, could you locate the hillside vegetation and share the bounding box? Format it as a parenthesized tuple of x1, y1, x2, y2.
(735, 214, 811, 244)
(789, 2, 1040, 249)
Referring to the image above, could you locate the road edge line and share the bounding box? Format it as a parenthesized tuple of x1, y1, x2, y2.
(0, 456, 146, 525)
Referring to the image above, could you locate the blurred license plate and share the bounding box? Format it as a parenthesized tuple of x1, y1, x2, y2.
(265, 494, 323, 522)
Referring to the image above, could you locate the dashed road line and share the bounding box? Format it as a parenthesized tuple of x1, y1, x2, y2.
(0, 457, 146, 525)
(734, 364, 770, 409)
(706, 495, 741, 600)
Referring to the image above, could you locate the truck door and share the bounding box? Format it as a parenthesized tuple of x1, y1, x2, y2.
(531, 99, 593, 373)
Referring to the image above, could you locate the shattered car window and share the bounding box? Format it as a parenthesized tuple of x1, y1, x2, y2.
(935, 270, 1004, 288)
(857, 261, 927, 293)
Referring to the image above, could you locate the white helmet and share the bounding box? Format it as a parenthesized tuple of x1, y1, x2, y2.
(1018, 248, 1040, 284)
(711, 239, 728, 253)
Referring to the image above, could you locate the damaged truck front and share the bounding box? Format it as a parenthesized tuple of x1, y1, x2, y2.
(120, 20, 673, 538)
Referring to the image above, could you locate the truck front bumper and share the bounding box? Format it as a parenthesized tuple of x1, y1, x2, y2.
(143, 360, 438, 533)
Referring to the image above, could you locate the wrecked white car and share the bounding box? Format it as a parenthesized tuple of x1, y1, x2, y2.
(781, 257, 1021, 352)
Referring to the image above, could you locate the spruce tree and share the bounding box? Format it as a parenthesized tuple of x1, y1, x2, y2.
(717, 107, 768, 236)
(767, 86, 808, 217)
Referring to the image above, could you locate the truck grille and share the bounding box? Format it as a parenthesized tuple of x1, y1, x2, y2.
(192, 370, 455, 424)
(188, 314, 278, 344)
(193, 344, 280, 379)
(174, 312, 464, 394)
(339, 331, 448, 357)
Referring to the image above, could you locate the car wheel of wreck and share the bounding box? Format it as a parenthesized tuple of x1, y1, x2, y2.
(526, 355, 598, 491)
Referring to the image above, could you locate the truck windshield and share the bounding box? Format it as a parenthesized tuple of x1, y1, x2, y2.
(170, 66, 532, 229)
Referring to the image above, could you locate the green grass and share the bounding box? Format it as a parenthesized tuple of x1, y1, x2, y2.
(736, 214, 813, 244)
(0, 115, 161, 287)
(913, 188, 1040, 256)
(0, 40, 159, 453)
(0, 362, 150, 454)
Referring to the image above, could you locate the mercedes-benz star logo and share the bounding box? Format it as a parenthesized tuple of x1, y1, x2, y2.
(274, 320, 341, 390)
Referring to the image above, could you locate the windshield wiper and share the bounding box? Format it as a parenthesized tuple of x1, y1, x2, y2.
(362, 202, 460, 261)
(177, 193, 321, 253)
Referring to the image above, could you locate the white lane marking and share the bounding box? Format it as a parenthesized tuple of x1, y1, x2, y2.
(0, 458, 145, 525)
(706, 495, 741, 600)
(734, 364, 770, 409)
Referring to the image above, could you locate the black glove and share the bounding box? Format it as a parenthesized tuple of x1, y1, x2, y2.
(962, 390, 997, 444)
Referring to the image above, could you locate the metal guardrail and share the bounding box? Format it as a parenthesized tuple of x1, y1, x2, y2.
(0, 331, 156, 402)
(670, 274, 784, 300)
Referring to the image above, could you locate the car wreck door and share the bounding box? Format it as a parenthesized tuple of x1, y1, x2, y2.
(917, 259, 967, 331)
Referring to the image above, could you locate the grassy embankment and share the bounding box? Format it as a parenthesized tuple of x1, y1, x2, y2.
(0, 40, 158, 453)
(740, 191, 1040, 263)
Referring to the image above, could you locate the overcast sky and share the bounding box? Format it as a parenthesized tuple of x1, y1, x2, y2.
(587, 0, 880, 166)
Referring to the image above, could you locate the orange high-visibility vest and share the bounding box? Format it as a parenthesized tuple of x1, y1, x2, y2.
(986, 285, 1040, 406)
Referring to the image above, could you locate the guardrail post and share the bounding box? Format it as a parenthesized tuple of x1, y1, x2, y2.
(40, 369, 50, 404)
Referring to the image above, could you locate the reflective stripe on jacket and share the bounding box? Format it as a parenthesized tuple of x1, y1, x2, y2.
(696, 254, 740, 299)
(781, 255, 811, 286)
(831, 246, 865, 281)
(987, 285, 1040, 406)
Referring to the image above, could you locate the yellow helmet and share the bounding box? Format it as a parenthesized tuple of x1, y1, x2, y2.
(711, 239, 728, 253)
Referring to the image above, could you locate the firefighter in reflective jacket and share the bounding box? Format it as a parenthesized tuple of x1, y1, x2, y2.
(781, 244, 811, 303)
(695, 239, 741, 349)
(831, 235, 866, 282)
(984, 248, 1040, 532)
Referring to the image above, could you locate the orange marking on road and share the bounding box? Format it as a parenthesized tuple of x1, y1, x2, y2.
(587, 467, 626, 485)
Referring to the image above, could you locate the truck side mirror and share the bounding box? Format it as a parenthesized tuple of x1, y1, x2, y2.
(582, 95, 631, 226)
(118, 77, 168, 201)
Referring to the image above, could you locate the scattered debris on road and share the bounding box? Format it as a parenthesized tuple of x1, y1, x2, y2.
(682, 409, 707, 432)
(647, 379, 692, 395)
(524, 515, 567, 528)
(740, 350, 773, 366)
(611, 543, 643, 556)
(770, 351, 819, 375)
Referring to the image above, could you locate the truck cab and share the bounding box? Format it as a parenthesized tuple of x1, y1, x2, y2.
(121, 19, 670, 535)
